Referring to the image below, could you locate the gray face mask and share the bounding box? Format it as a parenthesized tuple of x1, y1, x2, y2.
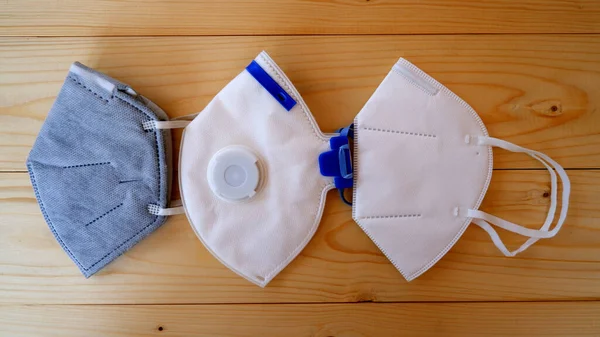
(27, 63, 174, 277)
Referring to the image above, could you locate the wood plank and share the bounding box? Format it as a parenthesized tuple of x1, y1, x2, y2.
(0, 170, 597, 304)
(1, 0, 600, 36)
(1, 302, 599, 336)
(1, 36, 599, 171)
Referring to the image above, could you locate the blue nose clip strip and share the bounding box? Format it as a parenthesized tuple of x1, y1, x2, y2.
(319, 124, 354, 205)
(246, 60, 296, 111)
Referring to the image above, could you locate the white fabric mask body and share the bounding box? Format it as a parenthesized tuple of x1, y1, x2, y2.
(179, 52, 333, 287)
(353, 58, 570, 281)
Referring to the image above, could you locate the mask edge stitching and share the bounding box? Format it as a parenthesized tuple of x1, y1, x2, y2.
(351, 117, 360, 220)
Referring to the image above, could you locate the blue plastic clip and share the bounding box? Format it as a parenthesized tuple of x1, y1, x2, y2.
(318, 124, 354, 206)
(336, 124, 354, 139)
(246, 60, 296, 111)
(338, 144, 352, 179)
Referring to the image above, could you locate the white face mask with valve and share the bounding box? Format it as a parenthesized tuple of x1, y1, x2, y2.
(146, 51, 334, 287)
(145, 53, 570, 286)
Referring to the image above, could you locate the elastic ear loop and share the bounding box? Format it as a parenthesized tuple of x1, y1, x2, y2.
(142, 113, 198, 130)
(467, 136, 570, 257)
(148, 200, 185, 216)
(143, 114, 198, 215)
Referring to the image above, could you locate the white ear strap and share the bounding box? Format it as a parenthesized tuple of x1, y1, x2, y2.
(147, 200, 185, 216)
(142, 113, 199, 130)
(143, 120, 192, 130)
(468, 136, 570, 256)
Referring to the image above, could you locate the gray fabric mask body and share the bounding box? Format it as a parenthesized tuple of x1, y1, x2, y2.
(27, 63, 173, 277)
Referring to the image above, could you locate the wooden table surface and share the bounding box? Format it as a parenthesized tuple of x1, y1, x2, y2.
(1, 1, 600, 336)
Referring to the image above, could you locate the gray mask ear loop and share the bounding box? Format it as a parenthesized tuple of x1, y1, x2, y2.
(143, 113, 197, 130)
(144, 113, 198, 216)
(148, 200, 185, 215)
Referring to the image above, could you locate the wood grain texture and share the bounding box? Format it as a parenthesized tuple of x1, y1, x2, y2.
(1, 35, 599, 171)
(2, 302, 599, 336)
(0, 170, 595, 304)
(2, 1, 600, 334)
(1, 0, 600, 36)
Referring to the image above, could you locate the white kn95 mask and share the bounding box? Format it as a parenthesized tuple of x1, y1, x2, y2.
(351, 58, 570, 281)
